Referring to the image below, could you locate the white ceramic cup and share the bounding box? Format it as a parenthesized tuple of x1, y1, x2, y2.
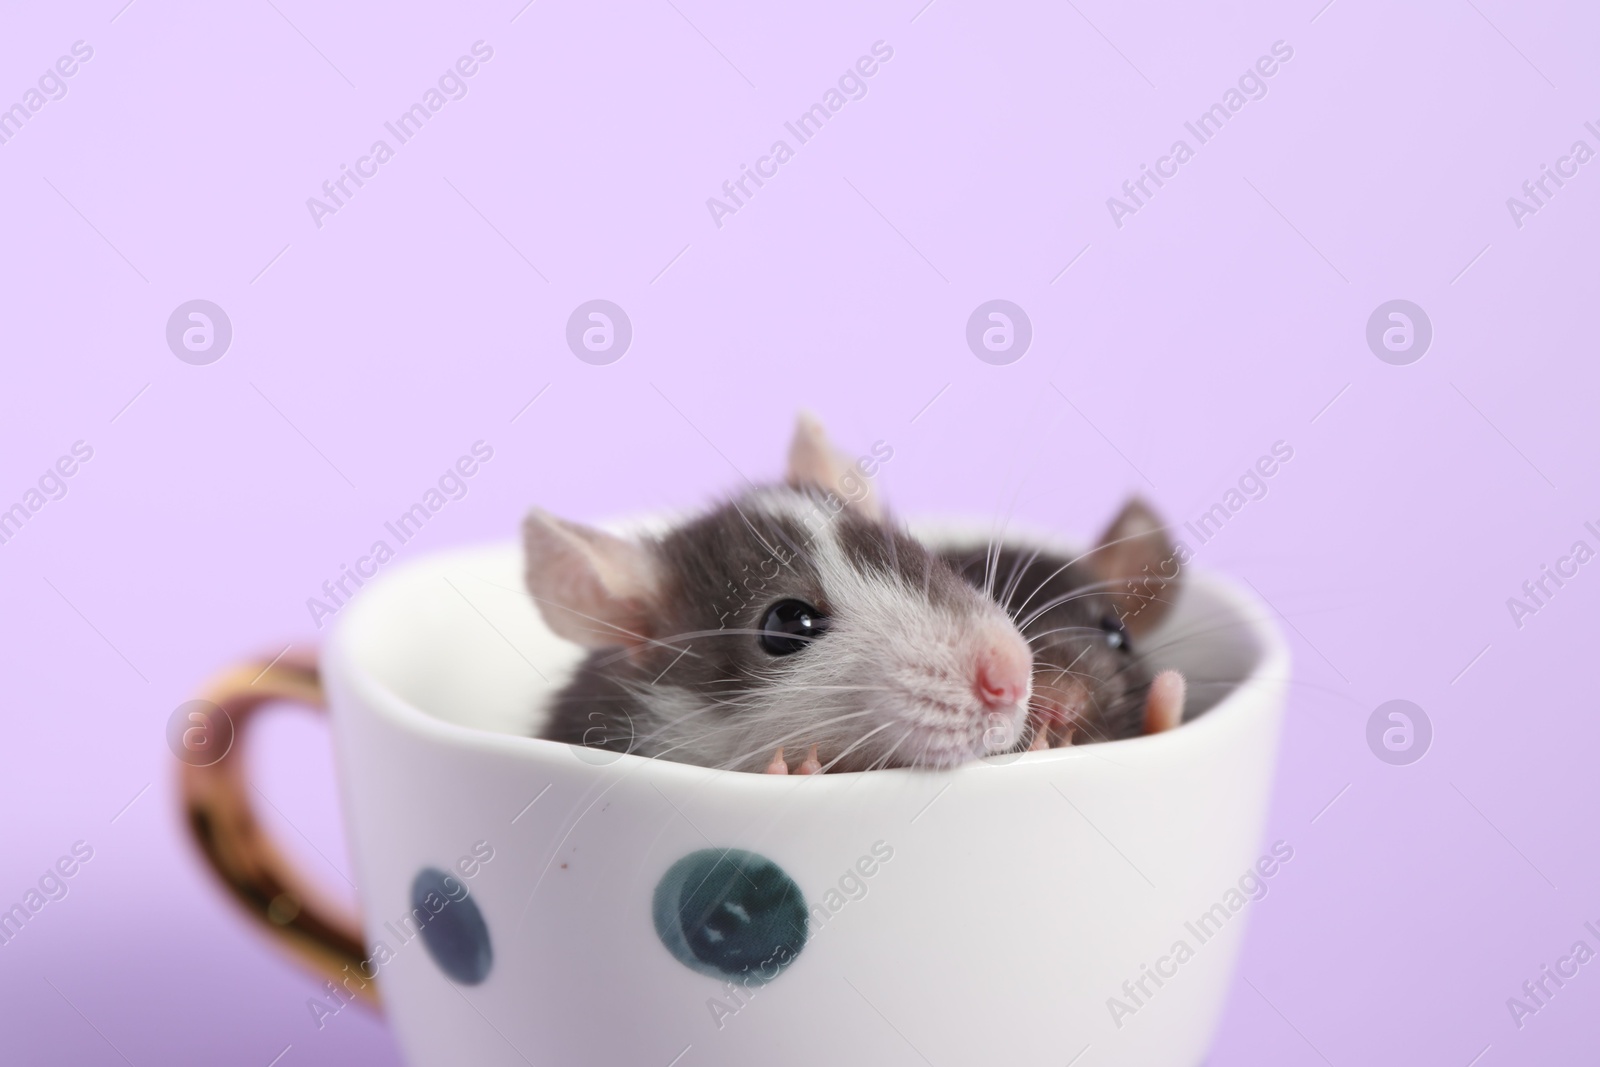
(183, 520, 1289, 1067)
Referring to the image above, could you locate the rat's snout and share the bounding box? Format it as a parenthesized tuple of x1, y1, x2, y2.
(973, 630, 1032, 711)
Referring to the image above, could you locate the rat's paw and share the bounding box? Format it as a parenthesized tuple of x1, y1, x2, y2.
(762, 745, 822, 774)
(1143, 670, 1187, 734)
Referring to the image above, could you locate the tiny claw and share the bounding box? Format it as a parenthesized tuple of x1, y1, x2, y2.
(764, 748, 789, 775)
(1028, 726, 1052, 752)
(798, 745, 822, 775)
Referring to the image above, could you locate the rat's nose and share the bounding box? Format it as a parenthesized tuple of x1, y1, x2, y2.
(974, 635, 1031, 710)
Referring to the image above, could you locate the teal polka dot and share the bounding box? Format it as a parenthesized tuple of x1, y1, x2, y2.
(410, 867, 493, 985)
(652, 849, 807, 984)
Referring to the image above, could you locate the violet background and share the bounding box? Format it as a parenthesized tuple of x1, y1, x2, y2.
(1, 0, 1595, 1064)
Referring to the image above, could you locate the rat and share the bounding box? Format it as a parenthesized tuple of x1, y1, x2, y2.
(524, 414, 1185, 774)
(937, 500, 1186, 750)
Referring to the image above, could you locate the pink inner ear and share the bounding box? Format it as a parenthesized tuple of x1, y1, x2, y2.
(1143, 669, 1186, 734)
(784, 412, 885, 522)
(523, 509, 658, 648)
(785, 412, 836, 487)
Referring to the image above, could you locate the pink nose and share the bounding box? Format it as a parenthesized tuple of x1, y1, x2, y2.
(974, 637, 1031, 710)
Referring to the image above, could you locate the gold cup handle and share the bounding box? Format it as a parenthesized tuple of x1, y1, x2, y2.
(179, 651, 378, 1005)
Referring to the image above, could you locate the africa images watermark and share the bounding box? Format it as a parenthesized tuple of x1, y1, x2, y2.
(1106, 840, 1295, 1029)
(306, 440, 495, 629)
(0, 841, 96, 949)
(1505, 916, 1600, 1031)
(1105, 40, 1295, 229)
(706, 840, 895, 1031)
(0, 441, 95, 548)
(1113, 440, 1294, 630)
(305, 41, 495, 229)
(714, 440, 895, 628)
(0, 40, 95, 148)
(1505, 120, 1600, 230)
(1505, 519, 1600, 630)
(705, 40, 896, 229)
(308, 840, 495, 1029)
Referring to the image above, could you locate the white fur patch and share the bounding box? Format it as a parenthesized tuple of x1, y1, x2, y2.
(645, 490, 1032, 772)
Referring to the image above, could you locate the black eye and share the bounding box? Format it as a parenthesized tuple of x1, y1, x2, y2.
(1100, 614, 1129, 651)
(759, 599, 829, 655)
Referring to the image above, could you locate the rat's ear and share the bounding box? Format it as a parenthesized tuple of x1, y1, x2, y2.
(523, 509, 660, 648)
(785, 411, 885, 522)
(1091, 496, 1181, 638)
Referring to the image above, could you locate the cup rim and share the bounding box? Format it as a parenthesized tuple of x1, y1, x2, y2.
(324, 516, 1291, 790)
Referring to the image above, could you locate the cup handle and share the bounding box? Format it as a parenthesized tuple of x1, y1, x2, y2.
(178, 650, 378, 1005)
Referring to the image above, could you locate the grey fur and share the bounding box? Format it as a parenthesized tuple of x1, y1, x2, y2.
(537, 485, 1028, 772)
(938, 544, 1158, 745)
(535, 486, 1178, 770)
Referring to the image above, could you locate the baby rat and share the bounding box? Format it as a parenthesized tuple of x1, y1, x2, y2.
(524, 415, 1183, 773)
(938, 499, 1186, 749)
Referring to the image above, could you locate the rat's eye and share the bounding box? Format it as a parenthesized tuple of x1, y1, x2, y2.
(759, 599, 829, 655)
(1099, 614, 1129, 651)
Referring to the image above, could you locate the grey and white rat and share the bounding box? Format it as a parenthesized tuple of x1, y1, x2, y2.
(524, 415, 1184, 773)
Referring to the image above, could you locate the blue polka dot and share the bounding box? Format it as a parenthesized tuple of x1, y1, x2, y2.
(410, 867, 493, 985)
(652, 849, 807, 984)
